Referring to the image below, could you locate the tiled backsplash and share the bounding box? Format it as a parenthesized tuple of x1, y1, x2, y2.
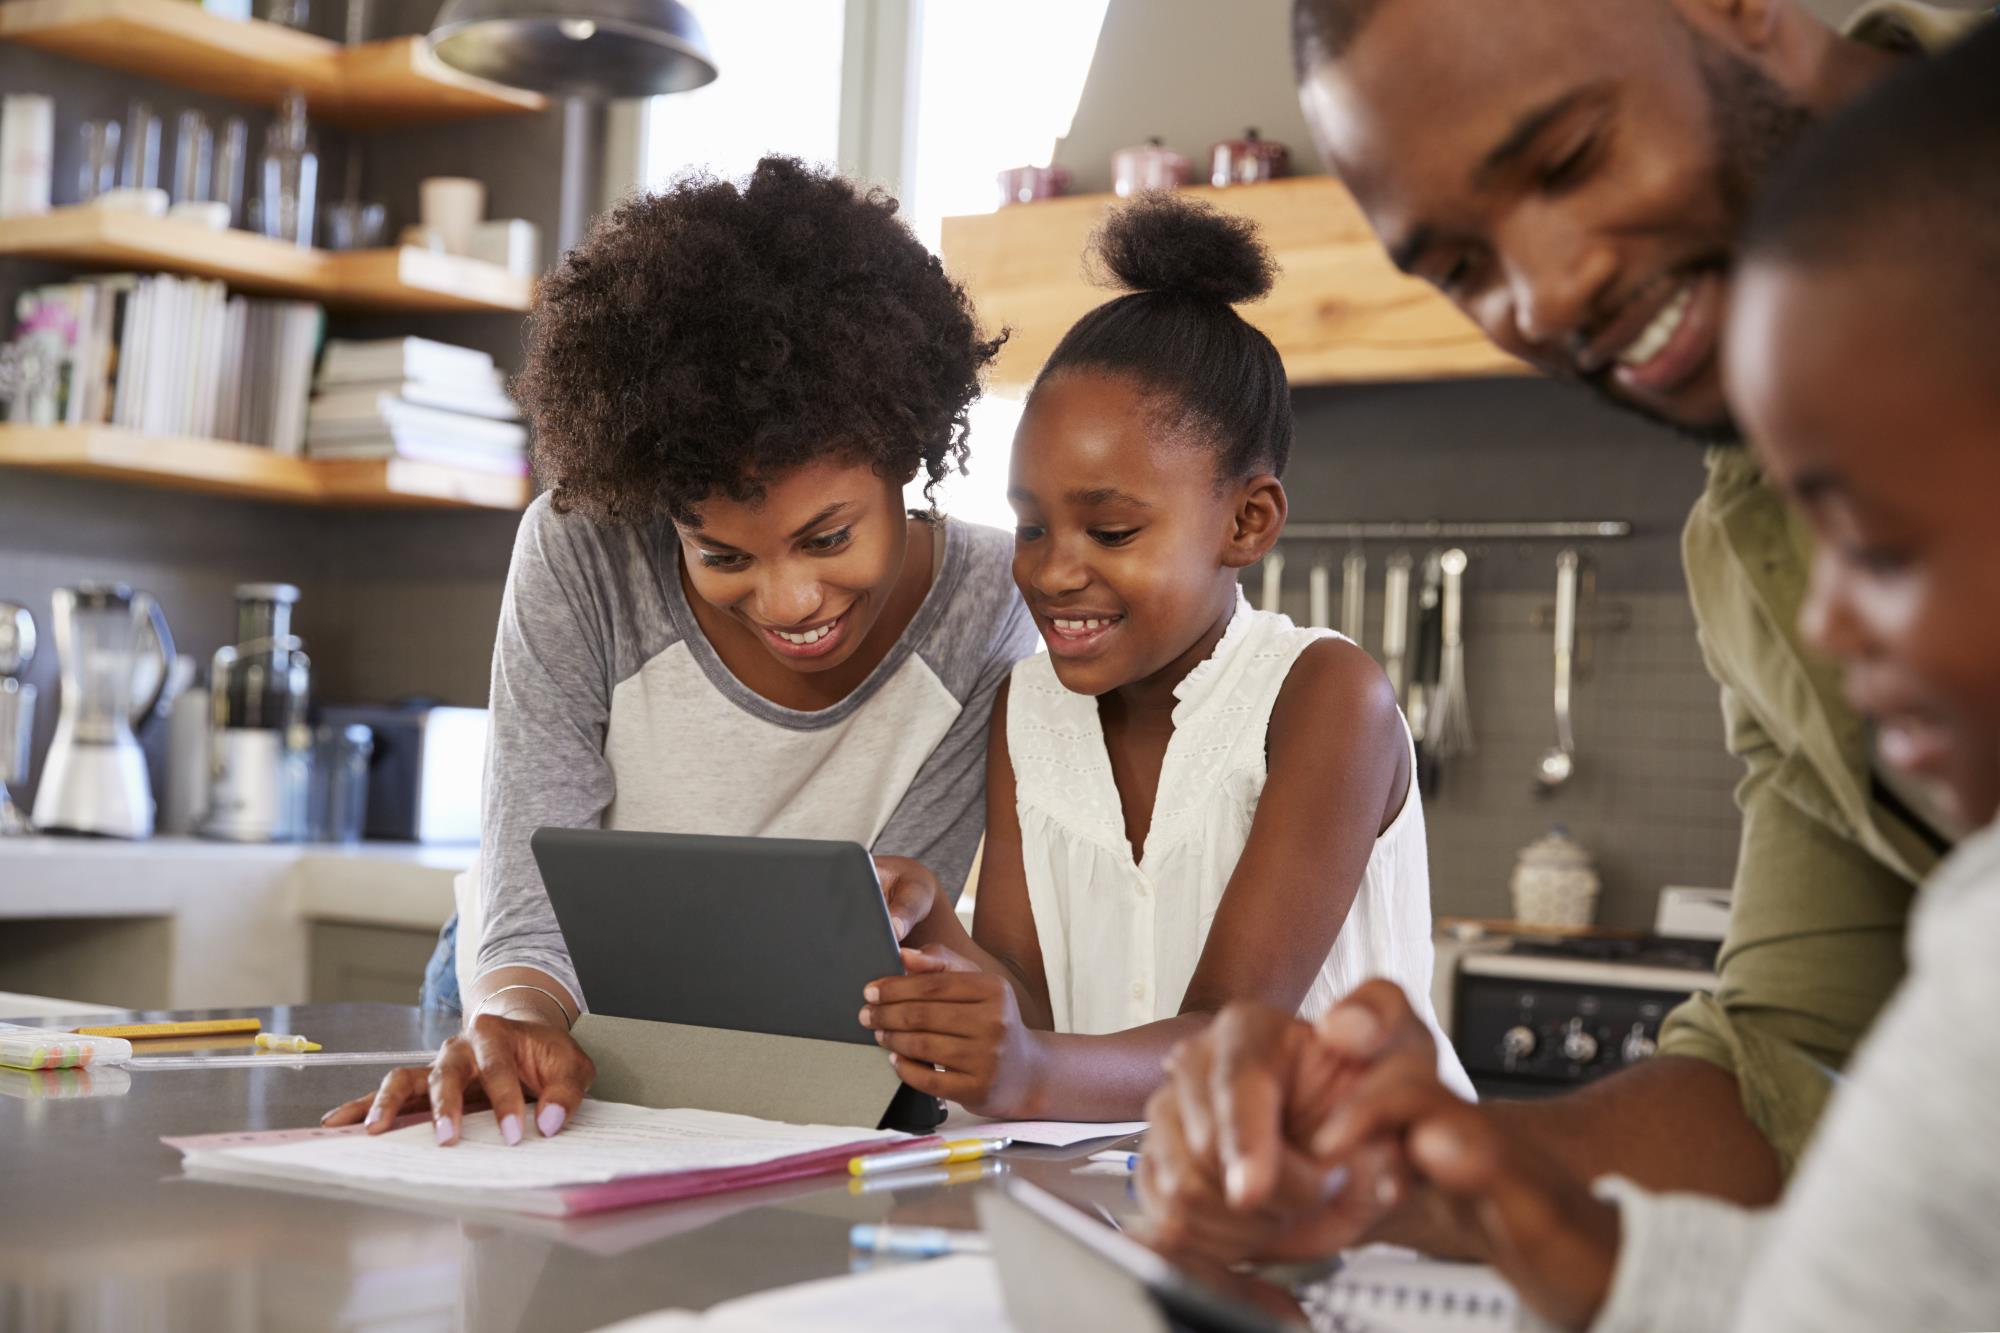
(1272, 378, 1751, 928)
(1254, 565, 1741, 931)
(1419, 587, 1739, 927)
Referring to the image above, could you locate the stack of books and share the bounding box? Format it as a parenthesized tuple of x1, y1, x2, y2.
(306, 338, 528, 477)
(5, 275, 322, 452)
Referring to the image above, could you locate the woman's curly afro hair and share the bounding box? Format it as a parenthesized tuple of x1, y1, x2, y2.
(516, 156, 1006, 525)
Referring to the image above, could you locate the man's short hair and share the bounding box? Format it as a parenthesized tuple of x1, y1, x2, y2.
(1290, 0, 1388, 81)
(1742, 19, 2000, 344)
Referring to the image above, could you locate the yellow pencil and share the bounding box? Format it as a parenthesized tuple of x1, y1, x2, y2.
(74, 1018, 263, 1040)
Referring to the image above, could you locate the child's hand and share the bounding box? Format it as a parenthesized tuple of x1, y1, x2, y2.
(859, 959, 1046, 1117)
(1309, 984, 1622, 1331)
(873, 855, 940, 942)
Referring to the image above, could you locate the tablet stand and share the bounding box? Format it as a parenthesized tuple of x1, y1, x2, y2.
(574, 1013, 944, 1133)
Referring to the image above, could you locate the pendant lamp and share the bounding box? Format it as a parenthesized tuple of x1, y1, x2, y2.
(428, 0, 719, 99)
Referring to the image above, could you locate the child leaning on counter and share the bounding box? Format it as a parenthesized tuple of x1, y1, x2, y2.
(1144, 29, 2000, 1333)
(860, 196, 1471, 1120)
(322, 157, 1037, 1145)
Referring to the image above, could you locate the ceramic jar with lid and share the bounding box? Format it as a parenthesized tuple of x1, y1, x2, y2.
(1509, 828, 1601, 928)
(1112, 137, 1192, 197)
(995, 164, 1071, 207)
(1210, 127, 1290, 187)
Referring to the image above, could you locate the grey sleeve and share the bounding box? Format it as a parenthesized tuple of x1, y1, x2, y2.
(1592, 840, 2000, 1333)
(1590, 1179, 1770, 1333)
(871, 565, 1036, 902)
(472, 497, 619, 1004)
(1724, 862, 2000, 1333)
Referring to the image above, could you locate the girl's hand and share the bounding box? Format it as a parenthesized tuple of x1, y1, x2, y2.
(874, 855, 941, 942)
(860, 948, 1047, 1117)
(319, 1013, 595, 1147)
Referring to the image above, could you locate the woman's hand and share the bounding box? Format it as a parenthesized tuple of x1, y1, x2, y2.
(320, 1013, 596, 1147)
(860, 947, 1047, 1117)
(874, 855, 941, 943)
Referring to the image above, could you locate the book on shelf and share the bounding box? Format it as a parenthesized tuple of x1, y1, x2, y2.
(311, 378, 520, 423)
(304, 439, 530, 477)
(319, 337, 500, 392)
(307, 396, 526, 468)
(4, 273, 322, 453)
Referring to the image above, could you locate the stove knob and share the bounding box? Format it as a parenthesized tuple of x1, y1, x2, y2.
(1561, 1019, 1599, 1065)
(1621, 1025, 1658, 1064)
(1501, 1025, 1537, 1061)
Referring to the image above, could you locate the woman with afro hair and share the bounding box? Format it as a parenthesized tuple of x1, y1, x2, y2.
(324, 157, 1035, 1145)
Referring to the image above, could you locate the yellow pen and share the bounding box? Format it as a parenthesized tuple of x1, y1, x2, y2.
(254, 1033, 322, 1053)
(849, 1136, 1013, 1178)
(850, 1157, 1006, 1195)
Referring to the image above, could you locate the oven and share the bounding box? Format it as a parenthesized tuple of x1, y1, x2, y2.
(1449, 936, 1721, 1099)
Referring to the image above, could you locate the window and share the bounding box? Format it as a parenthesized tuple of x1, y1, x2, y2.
(900, 0, 1108, 530)
(640, 1, 846, 189)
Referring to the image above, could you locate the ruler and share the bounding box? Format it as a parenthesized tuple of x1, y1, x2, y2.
(128, 1049, 438, 1070)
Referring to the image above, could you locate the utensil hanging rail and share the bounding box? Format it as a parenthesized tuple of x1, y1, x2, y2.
(1285, 520, 1631, 542)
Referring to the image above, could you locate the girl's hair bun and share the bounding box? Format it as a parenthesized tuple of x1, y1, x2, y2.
(1088, 192, 1277, 306)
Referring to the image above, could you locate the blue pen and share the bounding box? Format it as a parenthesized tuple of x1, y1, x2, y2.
(848, 1224, 991, 1258)
(1086, 1150, 1141, 1172)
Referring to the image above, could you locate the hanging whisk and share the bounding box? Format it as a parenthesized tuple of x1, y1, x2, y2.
(1428, 548, 1476, 760)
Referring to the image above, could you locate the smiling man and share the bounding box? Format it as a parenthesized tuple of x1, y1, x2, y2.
(1135, 0, 1990, 1264)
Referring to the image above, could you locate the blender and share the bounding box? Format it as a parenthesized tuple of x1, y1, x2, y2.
(31, 584, 176, 839)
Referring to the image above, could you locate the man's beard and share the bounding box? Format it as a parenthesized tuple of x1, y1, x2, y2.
(1576, 39, 1816, 447)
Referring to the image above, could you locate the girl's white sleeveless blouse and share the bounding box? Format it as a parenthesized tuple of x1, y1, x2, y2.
(1006, 593, 1475, 1100)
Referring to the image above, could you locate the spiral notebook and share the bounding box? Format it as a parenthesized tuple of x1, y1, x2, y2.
(1303, 1248, 1523, 1332)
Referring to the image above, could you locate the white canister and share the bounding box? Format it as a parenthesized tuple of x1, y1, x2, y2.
(419, 176, 486, 256)
(1509, 828, 1601, 928)
(468, 217, 540, 277)
(0, 94, 54, 218)
(159, 683, 210, 836)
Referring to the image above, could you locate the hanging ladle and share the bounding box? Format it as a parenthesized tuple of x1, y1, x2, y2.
(1537, 548, 1579, 790)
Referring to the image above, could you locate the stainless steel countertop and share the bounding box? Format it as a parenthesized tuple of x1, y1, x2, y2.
(0, 1003, 1143, 1333)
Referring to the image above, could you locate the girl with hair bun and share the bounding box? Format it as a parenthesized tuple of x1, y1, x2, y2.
(862, 194, 1470, 1119)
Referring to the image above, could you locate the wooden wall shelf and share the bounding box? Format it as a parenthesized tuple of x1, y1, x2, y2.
(0, 425, 530, 511)
(0, 209, 533, 312)
(0, 0, 546, 125)
(940, 178, 1527, 390)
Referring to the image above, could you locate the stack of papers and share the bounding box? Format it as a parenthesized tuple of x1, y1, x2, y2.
(942, 1111, 1147, 1148)
(306, 337, 527, 475)
(170, 1101, 920, 1218)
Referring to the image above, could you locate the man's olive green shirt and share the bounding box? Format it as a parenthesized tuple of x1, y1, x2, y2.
(1661, 451, 1946, 1171)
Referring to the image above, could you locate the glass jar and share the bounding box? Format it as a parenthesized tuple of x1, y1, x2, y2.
(203, 583, 313, 842)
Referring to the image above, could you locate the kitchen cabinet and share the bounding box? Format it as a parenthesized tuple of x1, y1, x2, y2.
(0, 837, 463, 1008)
(309, 921, 438, 1005)
(940, 177, 1527, 390)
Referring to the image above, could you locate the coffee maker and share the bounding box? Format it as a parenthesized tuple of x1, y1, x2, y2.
(0, 602, 35, 835)
(32, 583, 177, 839)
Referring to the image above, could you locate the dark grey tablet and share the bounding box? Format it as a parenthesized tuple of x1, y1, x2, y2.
(530, 827, 902, 1046)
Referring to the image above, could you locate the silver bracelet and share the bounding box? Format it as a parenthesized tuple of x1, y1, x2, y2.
(476, 982, 575, 1029)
